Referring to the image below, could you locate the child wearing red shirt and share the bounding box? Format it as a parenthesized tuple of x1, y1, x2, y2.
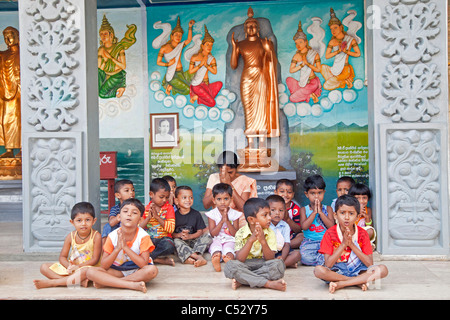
(314, 195, 388, 293)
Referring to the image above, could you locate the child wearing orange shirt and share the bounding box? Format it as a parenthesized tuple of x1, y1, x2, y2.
(86, 198, 158, 293)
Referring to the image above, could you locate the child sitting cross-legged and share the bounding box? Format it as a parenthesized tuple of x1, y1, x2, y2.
(101, 179, 135, 244)
(205, 183, 243, 272)
(34, 202, 102, 289)
(224, 198, 286, 291)
(314, 195, 388, 293)
(86, 198, 158, 293)
(173, 186, 212, 267)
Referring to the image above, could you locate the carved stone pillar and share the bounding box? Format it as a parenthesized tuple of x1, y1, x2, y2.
(19, 0, 99, 252)
(368, 0, 449, 255)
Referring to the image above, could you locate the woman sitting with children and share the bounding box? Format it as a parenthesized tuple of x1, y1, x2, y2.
(202, 151, 257, 214)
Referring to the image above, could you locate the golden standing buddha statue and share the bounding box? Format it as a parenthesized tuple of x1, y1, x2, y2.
(230, 7, 280, 171)
(0, 26, 21, 159)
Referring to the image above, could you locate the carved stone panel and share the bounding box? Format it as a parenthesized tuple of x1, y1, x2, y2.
(380, 124, 449, 254)
(23, 0, 80, 131)
(382, 0, 440, 65)
(19, 0, 100, 252)
(381, 63, 441, 122)
(370, 0, 449, 255)
(381, 0, 442, 123)
(23, 132, 82, 251)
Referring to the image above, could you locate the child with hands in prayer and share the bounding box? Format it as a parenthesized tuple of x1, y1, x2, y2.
(205, 183, 242, 272)
(299, 174, 335, 266)
(224, 198, 286, 291)
(314, 195, 388, 293)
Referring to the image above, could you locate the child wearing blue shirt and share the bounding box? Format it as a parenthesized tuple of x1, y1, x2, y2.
(101, 179, 135, 244)
(299, 175, 335, 266)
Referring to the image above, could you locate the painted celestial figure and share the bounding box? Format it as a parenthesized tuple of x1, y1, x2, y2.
(98, 15, 137, 99)
(188, 25, 223, 107)
(286, 21, 322, 104)
(156, 17, 195, 96)
(321, 8, 361, 91)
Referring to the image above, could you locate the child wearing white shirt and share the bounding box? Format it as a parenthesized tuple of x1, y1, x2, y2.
(267, 195, 301, 268)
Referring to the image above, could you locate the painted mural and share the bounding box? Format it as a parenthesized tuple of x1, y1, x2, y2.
(147, 0, 368, 209)
(0, 2, 367, 214)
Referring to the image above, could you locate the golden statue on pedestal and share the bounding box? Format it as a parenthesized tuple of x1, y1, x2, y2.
(0, 26, 21, 180)
(230, 7, 280, 172)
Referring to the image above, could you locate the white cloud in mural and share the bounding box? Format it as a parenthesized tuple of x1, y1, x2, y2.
(296, 103, 311, 117)
(175, 95, 188, 108)
(150, 71, 236, 123)
(320, 97, 333, 111)
(99, 82, 138, 120)
(183, 105, 195, 118)
(280, 78, 365, 119)
(311, 104, 323, 117)
(283, 103, 297, 117)
(342, 89, 357, 103)
(150, 80, 161, 91)
(353, 79, 364, 90)
(327, 90, 343, 104)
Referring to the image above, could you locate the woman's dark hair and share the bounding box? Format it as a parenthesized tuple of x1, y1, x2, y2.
(216, 151, 239, 169)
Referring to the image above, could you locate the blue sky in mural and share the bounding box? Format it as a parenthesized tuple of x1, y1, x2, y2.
(147, 0, 367, 129)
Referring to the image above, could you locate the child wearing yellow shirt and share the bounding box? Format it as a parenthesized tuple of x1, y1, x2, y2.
(223, 198, 286, 291)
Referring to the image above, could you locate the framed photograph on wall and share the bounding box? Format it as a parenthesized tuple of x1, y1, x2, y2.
(150, 113, 179, 149)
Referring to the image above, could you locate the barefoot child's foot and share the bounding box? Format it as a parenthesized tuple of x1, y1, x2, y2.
(211, 253, 221, 272)
(33, 279, 52, 289)
(223, 253, 233, 264)
(329, 282, 339, 294)
(190, 95, 198, 104)
(116, 87, 125, 98)
(184, 257, 195, 265)
(231, 279, 242, 290)
(81, 279, 90, 288)
(264, 279, 286, 291)
(194, 256, 207, 267)
(131, 281, 147, 293)
(154, 257, 175, 266)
